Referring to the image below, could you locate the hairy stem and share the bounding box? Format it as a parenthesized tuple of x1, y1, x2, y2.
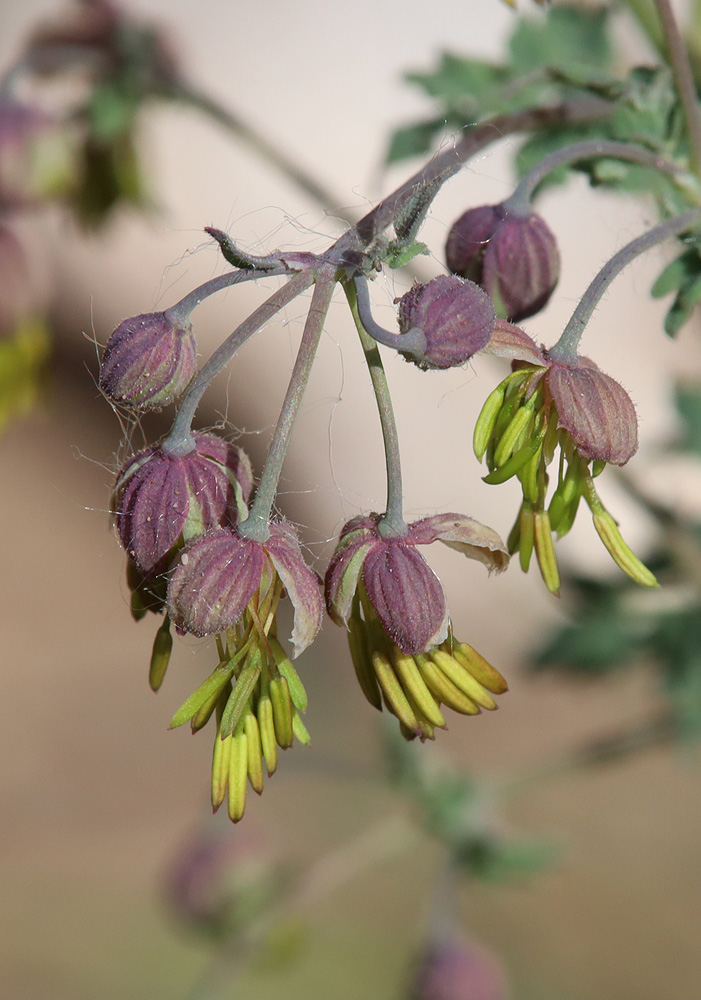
(335, 96, 613, 254)
(163, 269, 314, 455)
(655, 0, 701, 173)
(164, 263, 290, 326)
(504, 138, 689, 215)
(345, 280, 407, 537)
(238, 269, 336, 540)
(549, 208, 701, 363)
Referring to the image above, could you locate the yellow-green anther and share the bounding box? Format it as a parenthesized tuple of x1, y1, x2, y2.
(227, 732, 249, 823)
(244, 712, 264, 794)
(270, 676, 294, 748)
(593, 510, 659, 587)
(292, 709, 312, 746)
(211, 729, 232, 811)
(494, 403, 535, 468)
(592, 459, 606, 476)
(269, 636, 308, 711)
(483, 434, 542, 485)
(415, 653, 480, 715)
(452, 643, 508, 694)
(518, 441, 543, 504)
(149, 616, 172, 692)
(169, 662, 234, 729)
(507, 511, 521, 556)
(257, 696, 278, 776)
(430, 649, 498, 710)
(348, 617, 383, 710)
(519, 504, 535, 571)
(220, 660, 262, 739)
(190, 684, 226, 733)
(533, 510, 561, 595)
(555, 494, 581, 538)
(372, 651, 421, 734)
(391, 649, 447, 728)
(473, 382, 507, 460)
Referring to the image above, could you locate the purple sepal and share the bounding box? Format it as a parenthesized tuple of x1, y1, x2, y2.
(483, 212, 560, 322)
(407, 513, 510, 573)
(546, 360, 638, 465)
(115, 433, 252, 573)
(325, 517, 380, 627)
(99, 311, 197, 410)
(167, 529, 265, 637)
(397, 274, 495, 370)
(481, 320, 547, 367)
(265, 523, 323, 657)
(363, 542, 448, 655)
(446, 204, 560, 322)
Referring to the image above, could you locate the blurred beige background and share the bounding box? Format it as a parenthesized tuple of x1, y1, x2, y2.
(2, 1, 701, 998)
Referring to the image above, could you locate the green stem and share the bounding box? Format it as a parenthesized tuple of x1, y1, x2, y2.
(163, 270, 314, 455)
(237, 269, 336, 541)
(344, 280, 407, 537)
(504, 139, 688, 215)
(549, 209, 701, 363)
(655, 0, 701, 174)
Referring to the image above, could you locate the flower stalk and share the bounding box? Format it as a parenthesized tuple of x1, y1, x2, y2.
(549, 208, 701, 363)
(238, 268, 336, 541)
(344, 279, 407, 537)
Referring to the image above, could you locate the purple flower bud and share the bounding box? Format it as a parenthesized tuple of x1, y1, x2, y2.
(99, 311, 197, 410)
(411, 935, 510, 1000)
(397, 275, 495, 370)
(0, 226, 31, 334)
(115, 433, 253, 574)
(0, 99, 74, 210)
(167, 522, 323, 652)
(325, 513, 508, 656)
(545, 356, 638, 465)
(446, 204, 560, 322)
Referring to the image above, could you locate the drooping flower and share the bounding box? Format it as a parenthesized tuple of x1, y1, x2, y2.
(410, 933, 510, 1000)
(325, 513, 509, 741)
(473, 321, 655, 592)
(0, 99, 75, 210)
(396, 274, 495, 370)
(114, 432, 253, 576)
(99, 311, 197, 410)
(445, 204, 560, 322)
(165, 520, 322, 822)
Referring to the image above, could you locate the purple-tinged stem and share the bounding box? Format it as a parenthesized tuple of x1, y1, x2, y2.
(549, 209, 701, 364)
(656, 0, 701, 175)
(238, 269, 336, 541)
(163, 269, 314, 456)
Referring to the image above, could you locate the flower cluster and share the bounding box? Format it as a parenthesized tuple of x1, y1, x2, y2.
(325, 513, 509, 740)
(473, 321, 656, 592)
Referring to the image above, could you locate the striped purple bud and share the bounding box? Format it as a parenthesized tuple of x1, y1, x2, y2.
(397, 275, 495, 370)
(99, 311, 197, 410)
(114, 433, 253, 574)
(446, 204, 559, 322)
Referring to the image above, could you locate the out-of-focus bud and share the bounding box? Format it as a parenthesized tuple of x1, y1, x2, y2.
(409, 933, 510, 1000)
(0, 99, 75, 210)
(0, 226, 32, 333)
(396, 275, 495, 370)
(114, 433, 253, 574)
(445, 204, 560, 322)
(163, 827, 277, 939)
(99, 311, 197, 410)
